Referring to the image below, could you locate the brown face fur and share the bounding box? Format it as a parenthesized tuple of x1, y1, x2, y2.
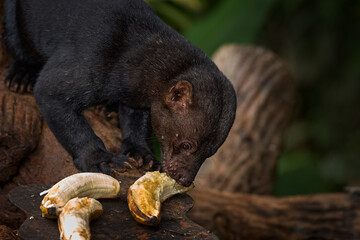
(151, 80, 225, 186)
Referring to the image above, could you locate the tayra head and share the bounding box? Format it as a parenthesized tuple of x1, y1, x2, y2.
(151, 65, 237, 186)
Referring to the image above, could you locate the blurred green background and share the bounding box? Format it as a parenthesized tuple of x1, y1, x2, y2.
(147, 0, 360, 196)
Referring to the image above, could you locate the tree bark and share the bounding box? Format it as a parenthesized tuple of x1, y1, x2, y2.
(188, 188, 360, 240)
(0, 91, 42, 182)
(195, 44, 295, 194)
(0, 225, 20, 240)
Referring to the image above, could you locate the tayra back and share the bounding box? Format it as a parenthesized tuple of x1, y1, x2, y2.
(3, 0, 236, 186)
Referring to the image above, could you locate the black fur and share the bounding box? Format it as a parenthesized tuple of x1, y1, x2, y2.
(3, 0, 236, 186)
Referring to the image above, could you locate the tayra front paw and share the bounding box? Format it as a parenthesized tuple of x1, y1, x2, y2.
(121, 142, 161, 172)
(5, 61, 41, 93)
(73, 152, 130, 174)
(123, 154, 161, 172)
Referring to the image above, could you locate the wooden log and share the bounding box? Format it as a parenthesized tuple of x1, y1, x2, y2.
(196, 44, 295, 194)
(9, 176, 218, 240)
(0, 225, 20, 240)
(188, 188, 360, 240)
(0, 90, 42, 182)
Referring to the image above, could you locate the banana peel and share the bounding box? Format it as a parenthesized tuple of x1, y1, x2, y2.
(40, 172, 120, 219)
(127, 171, 194, 226)
(58, 197, 103, 240)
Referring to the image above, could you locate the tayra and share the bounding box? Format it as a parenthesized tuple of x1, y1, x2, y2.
(3, 0, 236, 186)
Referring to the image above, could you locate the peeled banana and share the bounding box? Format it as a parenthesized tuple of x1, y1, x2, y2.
(127, 171, 194, 226)
(58, 197, 103, 240)
(40, 172, 120, 218)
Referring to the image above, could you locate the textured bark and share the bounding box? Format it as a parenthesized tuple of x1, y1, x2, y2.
(195, 44, 295, 194)
(188, 188, 360, 240)
(0, 91, 42, 182)
(0, 103, 123, 228)
(0, 182, 26, 230)
(0, 225, 20, 240)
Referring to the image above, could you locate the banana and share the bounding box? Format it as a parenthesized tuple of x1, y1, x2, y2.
(40, 172, 120, 219)
(127, 171, 194, 226)
(58, 197, 103, 240)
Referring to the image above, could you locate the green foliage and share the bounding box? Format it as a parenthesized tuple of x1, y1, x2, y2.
(146, 0, 209, 32)
(147, 0, 275, 55)
(260, 0, 360, 195)
(274, 151, 335, 196)
(185, 0, 275, 55)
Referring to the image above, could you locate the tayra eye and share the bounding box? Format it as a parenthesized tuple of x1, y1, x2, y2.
(181, 142, 191, 151)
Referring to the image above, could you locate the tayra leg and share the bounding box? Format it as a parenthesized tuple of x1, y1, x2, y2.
(33, 56, 130, 174)
(118, 104, 160, 170)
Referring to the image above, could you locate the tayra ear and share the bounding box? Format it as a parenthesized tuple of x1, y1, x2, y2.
(165, 80, 193, 114)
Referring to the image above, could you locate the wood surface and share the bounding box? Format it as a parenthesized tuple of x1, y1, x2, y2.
(9, 175, 217, 240)
(188, 187, 360, 240)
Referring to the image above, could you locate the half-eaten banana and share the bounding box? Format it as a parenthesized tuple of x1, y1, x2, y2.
(40, 172, 120, 219)
(127, 171, 194, 226)
(58, 197, 103, 240)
